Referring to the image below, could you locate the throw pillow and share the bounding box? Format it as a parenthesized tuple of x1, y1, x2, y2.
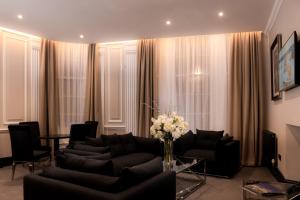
(42, 167, 121, 192)
(174, 130, 195, 155)
(195, 129, 224, 150)
(58, 153, 113, 176)
(121, 157, 163, 189)
(73, 144, 110, 154)
(101, 134, 121, 145)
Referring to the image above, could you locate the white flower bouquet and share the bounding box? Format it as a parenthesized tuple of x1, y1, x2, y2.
(150, 112, 188, 141)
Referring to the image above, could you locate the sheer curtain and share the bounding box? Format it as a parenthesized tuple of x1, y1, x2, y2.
(158, 34, 229, 132)
(56, 42, 88, 133)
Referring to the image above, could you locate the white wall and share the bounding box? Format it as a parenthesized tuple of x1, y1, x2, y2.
(266, 0, 300, 181)
(0, 29, 40, 158)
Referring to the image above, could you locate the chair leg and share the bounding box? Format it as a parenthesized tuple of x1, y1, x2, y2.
(11, 162, 16, 181)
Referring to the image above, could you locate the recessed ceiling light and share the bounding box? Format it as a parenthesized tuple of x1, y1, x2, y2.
(218, 12, 224, 17)
(17, 14, 23, 20)
(165, 20, 172, 25)
(79, 34, 84, 39)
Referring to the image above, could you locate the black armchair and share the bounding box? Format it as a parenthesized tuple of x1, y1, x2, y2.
(8, 125, 51, 179)
(174, 130, 240, 178)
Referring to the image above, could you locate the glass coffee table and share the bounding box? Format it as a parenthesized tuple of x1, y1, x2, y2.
(241, 180, 294, 200)
(163, 157, 206, 199)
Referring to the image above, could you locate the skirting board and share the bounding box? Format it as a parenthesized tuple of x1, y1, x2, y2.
(269, 167, 298, 184)
(0, 157, 12, 168)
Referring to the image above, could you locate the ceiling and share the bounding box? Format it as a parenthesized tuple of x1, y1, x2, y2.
(0, 0, 275, 43)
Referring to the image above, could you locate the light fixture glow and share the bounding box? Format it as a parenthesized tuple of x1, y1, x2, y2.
(194, 69, 203, 76)
(165, 20, 172, 25)
(79, 34, 84, 39)
(218, 12, 224, 17)
(17, 14, 23, 19)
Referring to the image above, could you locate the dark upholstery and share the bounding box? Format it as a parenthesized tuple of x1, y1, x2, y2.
(134, 136, 162, 156)
(8, 125, 51, 179)
(85, 137, 104, 147)
(111, 153, 156, 176)
(72, 144, 109, 154)
(57, 153, 113, 175)
(102, 133, 137, 157)
(174, 130, 240, 177)
(174, 130, 195, 155)
(195, 129, 224, 150)
(121, 157, 163, 188)
(69, 124, 96, 142)
(24, 171, 176, 200)
(19, 121, 51, 153)
(42, 167, 121, 192)
(183, 149, 216, 161)
(84, 121, 98, 138)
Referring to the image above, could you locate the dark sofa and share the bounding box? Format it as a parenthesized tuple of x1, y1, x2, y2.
(59, 133, 162, 176)
(23, 133, 175, 200)
(24, 160, 176, 200)
(174, 129, 240, 178)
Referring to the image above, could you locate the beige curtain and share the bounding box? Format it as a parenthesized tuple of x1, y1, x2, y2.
(228, 32, 265, 166)
(84, 43, 103, 135)
(137, 39, 158, 137)
(39, 39, 59, 137)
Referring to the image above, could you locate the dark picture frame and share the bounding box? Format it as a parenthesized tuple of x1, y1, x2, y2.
(270, 34, 282, 100)
(278, 31, 300, 91)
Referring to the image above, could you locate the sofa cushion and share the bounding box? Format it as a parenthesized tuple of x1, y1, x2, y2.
(63, 152, 111, 160)
(85, 137, 104, 147)
(57, 153, 113, 175)
(102, 133, 137, 157)
(134, 136, 162, 156)
(174, 130, 195, 155)
(121, 157, 162, 188)
(195, 129, 224, 150)
(183, 149, 216, 161)
(73, 144, 109, 154)
(101, 134, 121, 145)
(41, 167, 121, 192)
(62, 148, 103, 156)
(111, 152, 156, 176)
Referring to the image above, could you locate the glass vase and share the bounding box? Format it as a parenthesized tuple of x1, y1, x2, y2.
(164, 138, 173, 167)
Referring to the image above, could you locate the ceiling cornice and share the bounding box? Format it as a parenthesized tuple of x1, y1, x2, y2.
(264, 0, 284, 35)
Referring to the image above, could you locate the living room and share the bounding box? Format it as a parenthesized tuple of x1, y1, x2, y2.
(0, 0, 300, 199)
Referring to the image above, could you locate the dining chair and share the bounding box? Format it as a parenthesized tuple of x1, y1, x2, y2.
(19, 121, 51, 159)
(84, 121, 98, 138)
(8, 125, 51, 180)
(69, 124, 91, 142)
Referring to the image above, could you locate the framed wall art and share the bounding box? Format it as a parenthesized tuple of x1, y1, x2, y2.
(278, 31, 300, 91)
(270, 34, 282, 100)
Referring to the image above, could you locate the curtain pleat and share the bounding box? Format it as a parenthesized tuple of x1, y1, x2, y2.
(157, 35, 229, 132)
(85, 44, 103, 135)
(136, 39, 158, 137)
(39, 39, 59, 137)
(39, 39, 90, 135)
(228, 32, 265, 166)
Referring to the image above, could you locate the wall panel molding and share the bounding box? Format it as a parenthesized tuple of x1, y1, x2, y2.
(2, 32, 28, 124)
(99, 41, 137, 134)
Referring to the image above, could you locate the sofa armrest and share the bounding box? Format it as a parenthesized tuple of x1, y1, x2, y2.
(216, 140, 240, 176)
(24, 171, 176, 200)
(134, 136, 162, 156)
(24, 175, 119, 200)
(119, 171, 176, 200)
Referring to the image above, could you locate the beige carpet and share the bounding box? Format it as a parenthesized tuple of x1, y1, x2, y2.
(0, 164, 275, 200)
